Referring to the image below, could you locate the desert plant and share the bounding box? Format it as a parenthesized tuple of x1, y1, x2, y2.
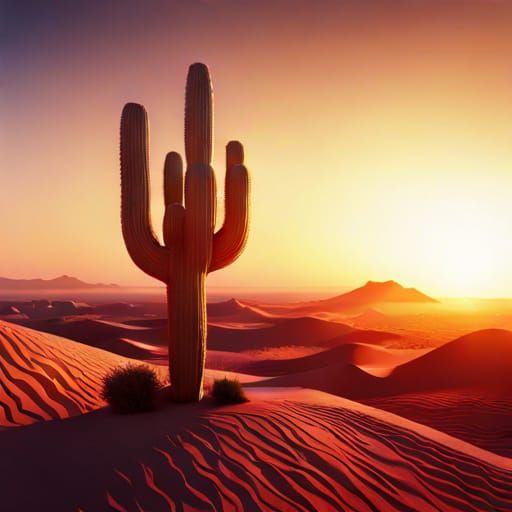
(120, 63, 250, 402)
(102, 364, 162, 413)
(211, 377, 248, 405)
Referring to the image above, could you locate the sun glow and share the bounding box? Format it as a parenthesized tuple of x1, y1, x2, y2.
(418, 196, 509, 297)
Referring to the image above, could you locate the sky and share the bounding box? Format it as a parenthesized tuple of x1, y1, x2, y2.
(1, 0, 512, 297)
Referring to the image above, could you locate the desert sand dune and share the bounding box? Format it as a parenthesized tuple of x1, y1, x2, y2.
(320, 328, 401, 347)
(253, 360, 381, 399)
(0, 320, 511, 510)
(115, 337, 168, 361)
(0, 320, 169, 426)
(123, 317, 168, 328)
(113, 325, 167, 347)
(209, 317, 356, 351)
(7, 293, 402, 361)
(93, 302, 169, 318)
(207, 298, 277, 324)
(349, 307, 389, 326)
(95, 319, 149, 331)
(205, 350, 256, 371)
(3, 309, 511, 464)
(94, 302, 145, 316)
(12, 317, 133, 342)
(384, 328, 512, 391)
(359, 331, 512, 456)
(0, 299, 95, 319)
(11, 317, 168, 357)
(0, 388, 510, 511)
(0, 320, 264, 427)
(365, 388, 512, 458)
(260, 328, 512, 396)
(0, 305, 27, 321)
(257, 328, 512, 456)
(231, 342, 424, 377)
(122, 321, 396, 368)
(0, 305, 22, 316)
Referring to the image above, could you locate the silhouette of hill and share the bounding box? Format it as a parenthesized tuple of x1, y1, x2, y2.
(0, 275, 119, 290)
(249, 280, 437, 317)
(306, 280, 437, 312)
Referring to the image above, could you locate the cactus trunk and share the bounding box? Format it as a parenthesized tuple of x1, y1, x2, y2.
(120, 63, 250, 402)
(167, 270, 206, 402)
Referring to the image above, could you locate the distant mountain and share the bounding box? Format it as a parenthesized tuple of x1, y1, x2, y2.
(319, 280, 437, 309)
(290, 280, 436, 314)
(243, 280, 438, 317)
(0, 275, 119, 290)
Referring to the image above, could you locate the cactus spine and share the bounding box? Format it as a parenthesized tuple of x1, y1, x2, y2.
(120, 63, 250, 402)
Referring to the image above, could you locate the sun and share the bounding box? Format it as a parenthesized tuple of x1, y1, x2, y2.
(418, 196, 508, 297)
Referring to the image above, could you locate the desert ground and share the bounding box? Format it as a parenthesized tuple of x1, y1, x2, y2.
(0, 280, 511, 510)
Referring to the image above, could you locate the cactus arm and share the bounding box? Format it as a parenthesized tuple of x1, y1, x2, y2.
(225, 139, 244, 169)
(164, 152, 183, 206)
(210, 141, 249, 272)
(163, 152, 184, 247)
(163, 202, 184, 249)
(120, 103, 169, 282)
(185, 63, 213, 165)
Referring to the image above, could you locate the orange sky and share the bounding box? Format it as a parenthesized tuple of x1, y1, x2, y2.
(1, 0, 512, 297)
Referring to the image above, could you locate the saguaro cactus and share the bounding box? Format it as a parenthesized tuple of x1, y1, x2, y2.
(120, 63, 250, 402)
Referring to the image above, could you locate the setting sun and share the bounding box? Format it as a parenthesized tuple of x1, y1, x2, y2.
(418, 195, 508, 296)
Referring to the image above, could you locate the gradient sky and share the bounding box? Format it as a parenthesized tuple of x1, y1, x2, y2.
(1, 0, 512, 297)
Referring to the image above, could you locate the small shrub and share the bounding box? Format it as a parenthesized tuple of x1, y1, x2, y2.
(102, 364, 162, 414)
(211, 377, 248, 405)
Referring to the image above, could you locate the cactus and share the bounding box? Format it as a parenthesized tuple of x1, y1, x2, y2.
(120, 63, 250, 402)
